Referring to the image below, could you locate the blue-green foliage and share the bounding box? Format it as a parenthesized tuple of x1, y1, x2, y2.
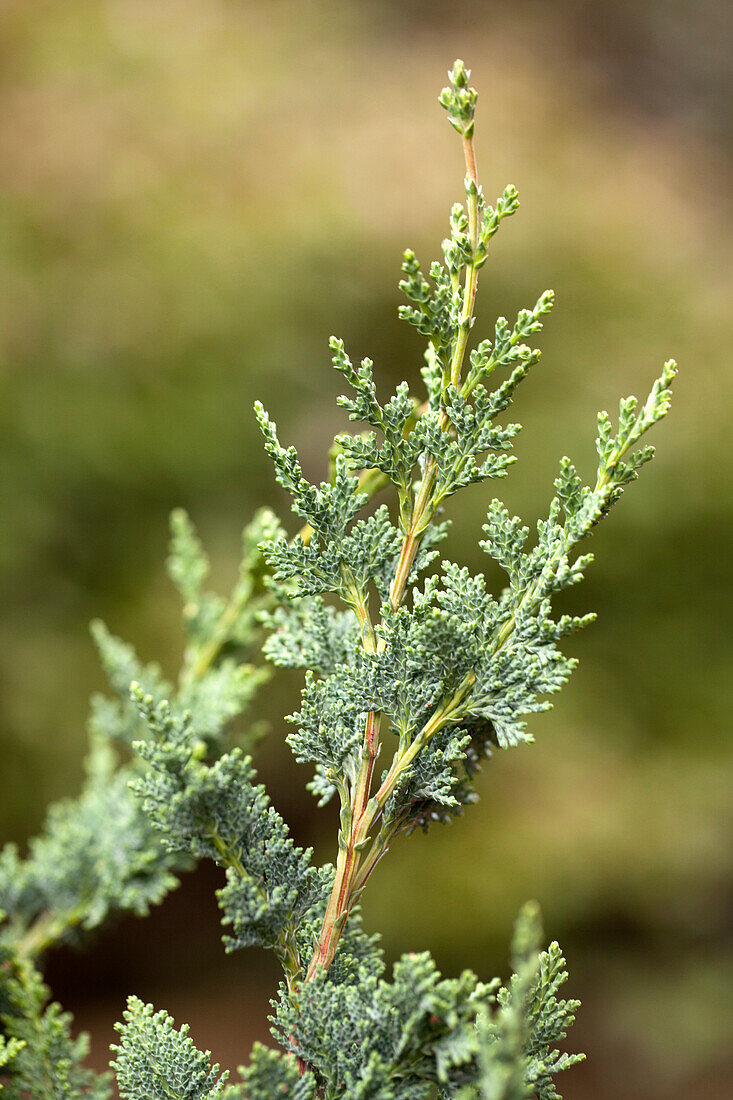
(229, 1044, 317, 1100)
(112, 998, 227, 1100)
(112, 1013, 319, 1100)
(398, 187, 523, 363)
(0, 739, 178, 949)
(276, 883, 574, 1100)
(461, 291, 554, 398)
(265, 352, 675, 826)
(0, 511, 272, 1091)
(0, 59, 675, 1100)
(131, 690, 318, 957)
(168, 505, 284, 664)
(457, 904, 583, 1100)
(0, 953, 110, 1099)
(331, 337, 417, 499)
(273, 949, 493, 1098)
(0, 509, 271, 957)
(438, 58, 478, 137)
(263, 597, 359, 675)
(106, 905, 579, 1100)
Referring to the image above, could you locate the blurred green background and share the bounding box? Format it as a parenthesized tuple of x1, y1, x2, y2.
(1, 1, 731, 1096)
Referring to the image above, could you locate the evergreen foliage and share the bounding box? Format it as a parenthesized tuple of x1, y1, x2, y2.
(112, 998, 228, 1100)
(0, 60, 675, 1098)
(0, 952, 111, 1099)
(456, 904, 582, 1100)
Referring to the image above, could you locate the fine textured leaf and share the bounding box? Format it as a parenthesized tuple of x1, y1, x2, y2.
(112, 997, 227, 1100)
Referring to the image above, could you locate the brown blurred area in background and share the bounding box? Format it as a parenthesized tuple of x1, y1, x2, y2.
(0, 1, 731, 1096)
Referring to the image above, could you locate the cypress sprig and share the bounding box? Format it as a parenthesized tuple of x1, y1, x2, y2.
(0, 60, 675, 1099)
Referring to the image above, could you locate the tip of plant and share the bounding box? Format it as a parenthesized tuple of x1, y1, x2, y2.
(89, 618, 110, 646)
(439, 59, 478, 136)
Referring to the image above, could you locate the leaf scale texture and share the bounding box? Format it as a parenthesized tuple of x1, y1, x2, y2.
(112, 998, 227, 1100)
(0, 59, 676, 1100)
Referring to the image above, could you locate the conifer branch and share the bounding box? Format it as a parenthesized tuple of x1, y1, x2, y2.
(305, 59, 521, 984)
(1, 58, 676, 1100)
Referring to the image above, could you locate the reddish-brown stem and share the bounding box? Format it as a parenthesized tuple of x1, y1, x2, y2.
(306, 711, 381, 979)
(305, 130, 483, 988)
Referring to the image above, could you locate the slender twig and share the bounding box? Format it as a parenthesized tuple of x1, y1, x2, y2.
(305, 122, 487, 983)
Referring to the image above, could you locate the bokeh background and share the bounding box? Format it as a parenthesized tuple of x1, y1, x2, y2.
(1, 1, 731, 1096)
